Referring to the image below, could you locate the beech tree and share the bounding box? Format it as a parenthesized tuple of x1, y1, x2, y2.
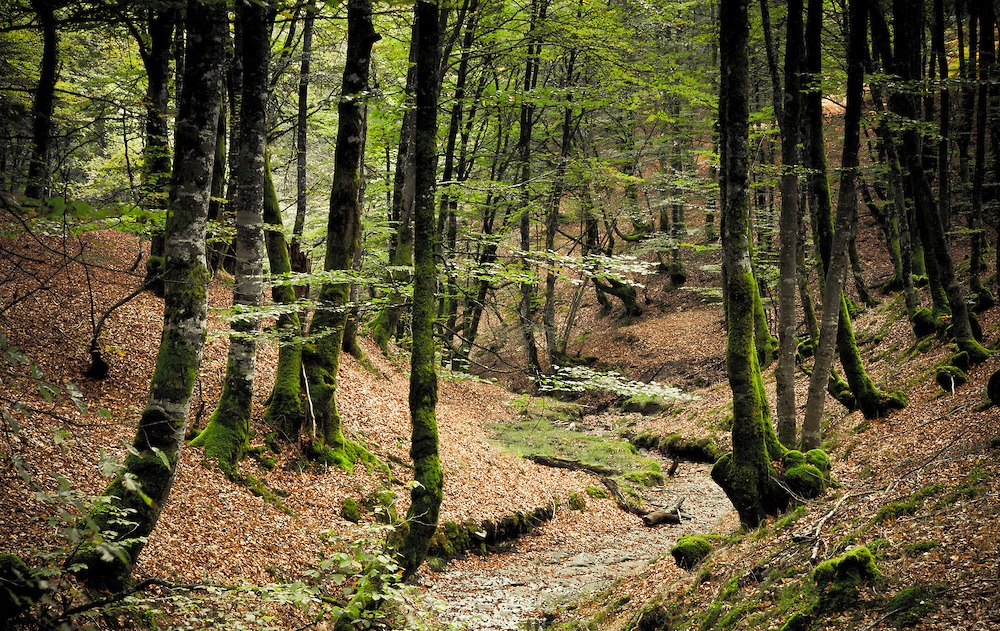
(72, 0, 227, 590)
(191, 0, 273, 470)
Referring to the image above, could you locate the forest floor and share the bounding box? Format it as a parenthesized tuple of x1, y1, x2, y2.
(2, 224, 1000, 631)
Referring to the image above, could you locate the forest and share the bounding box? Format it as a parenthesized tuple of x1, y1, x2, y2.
(1, 0, 1000, 629)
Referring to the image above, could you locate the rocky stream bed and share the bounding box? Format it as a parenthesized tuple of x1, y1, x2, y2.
(418, 453, 734, 630)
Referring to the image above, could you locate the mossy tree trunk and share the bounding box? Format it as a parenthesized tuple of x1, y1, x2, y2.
(775, 0, 804, 448)
(262, 156, 305, 442)
(969, 0, 995, 307)
(302, 0, 379, 468)
(191, 1, 272, 471)
(400, 0, 444, 579)
(803, 0, 866, 449)
(73, 0, 226, 590)
(711, 0, 788, 529)
(890, 0, 991, 365)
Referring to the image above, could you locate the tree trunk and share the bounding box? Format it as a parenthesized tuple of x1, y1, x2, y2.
(776, 0, 804, 448)
(803, 0, 866, 448)
(711, 0, 788, 528)
(292, 0, 315, 265)
(303, 0, 380, 466)
(400, 0, 443, 579)
(73, 0, 226, 590)
(191, 1, 272, 470)
(970, 0, 995, 308)
(890, 0, 991, 364)
(262, 155, 305, 441)
(25, 0, 58, 200)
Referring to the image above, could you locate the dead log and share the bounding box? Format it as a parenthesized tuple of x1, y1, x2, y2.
(526, 455, 620, 477)
(601, 477, 649, 516)
(642, 497, 688, 527)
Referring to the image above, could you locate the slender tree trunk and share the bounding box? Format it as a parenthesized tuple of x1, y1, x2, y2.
(891, 0, 991, 364)
(400, 0, 443, 579)
(303, 0, 380, 465)
(140, 8, 174, 294)
(711, 0, 788, 528)
(262, 155, 305, 441)
(292, 0, 315, 257)
(74, 0, 226, 590)
(191, 1, 272, 470)
(516, 0, 546, 383)
(776, 0, 804, 448)
(804, 0, 866, 448)
(25, 0, 58, 199)
(970, 0, 995, 308)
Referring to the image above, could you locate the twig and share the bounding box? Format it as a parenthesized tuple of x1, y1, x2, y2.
(810, 492, 853, 562)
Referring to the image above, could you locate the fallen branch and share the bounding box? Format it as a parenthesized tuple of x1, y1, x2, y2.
(526, 455, 619, 477)
(810, 492, 853, 561)
(642, 497, 688, 526)
(601, 477, 649, 517)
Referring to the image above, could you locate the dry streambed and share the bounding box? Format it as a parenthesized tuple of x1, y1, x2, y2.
(419, 453, 733, 630)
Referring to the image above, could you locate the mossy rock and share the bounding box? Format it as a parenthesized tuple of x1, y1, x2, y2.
(586, 485, 608, 499)
(339, 498, 361, 523)
(671, 534, 714, 570)
(910, 308, 936, 338)
(947, 350, 971, 371)
(621, 394, 668, 415)
(783, 464, 826, 499)
(568, 492, 587, 511)
(935, 365, 968, 392)
(0, 554, 42, 623)
(804, 449, 831, 478)
(969, 287, 996, 313)
(812, 546, 880, 611)
(782, 450, 807, 469)
(988, 370, 1000, 406)
(521, 398, 584, 424)
(364, 489, 398, 524)
(632, 431, 721, 463)
(887, 585, 944, 627)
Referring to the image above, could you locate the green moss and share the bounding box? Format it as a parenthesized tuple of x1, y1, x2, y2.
(340, 498, 361, 523)
(623, 461, 664, 486)
(812, 546, 880, 611)
(621, 394, 667, 415)
(935, 365, 968, 391)
(717, 603, 750, 630)
(586, 485, 609, 499)
(671, 534, 714, 570)
(804, 449, 831, 480)
(365, 489, 398, 524)
(947, 350, 971, 371)
(887, 585, 944, 628)
(904, 540, 939, 556)
(910, 308, 936, 338)
(783, 450, 806, 469)
(876, 484, 943, 522)
(568, 492, 587, 511)
(956, 336, 992, 367)
(778, 611, 813, 631)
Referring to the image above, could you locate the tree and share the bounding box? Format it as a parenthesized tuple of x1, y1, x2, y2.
(72, 0, 227, 590)
(710, 0, 788, 528)
(24, 0, 58, 199)
(191, 0, 273, 470)
(399, 0, 444, 578)
(301, 0, 379, 468)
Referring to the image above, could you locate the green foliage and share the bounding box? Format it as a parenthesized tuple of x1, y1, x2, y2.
(670, 534, 714, 570)
(568, 492, 588, 511)
(886, 585, 944, 628)
(875, 484, 943, 523)
(812, 546, 880, 611)
(585, 485, 609, 499)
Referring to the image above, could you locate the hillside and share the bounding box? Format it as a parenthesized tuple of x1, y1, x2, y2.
(1, 226, 1000, 631)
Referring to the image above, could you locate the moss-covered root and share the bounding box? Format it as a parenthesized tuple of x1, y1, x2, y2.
(910, 308, 936, 338)
(812, 546, 880, 611)
(712, 452, 789, 527)
(190, 380, 252, 471)
(955, 336, 993, 367)
(671, 534, 714, 570)
(781, 449, 831, 499)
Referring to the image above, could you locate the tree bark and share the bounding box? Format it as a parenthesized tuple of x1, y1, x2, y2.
(400, 0, 444, 579)
(74, 0, 226, 590)
(25, 0, 58, 200)
(776, 0, 804, 448)
(711, 0, 788, 528)
(803, 0, 866, 449)
(191, 1, 272, 470)
(303, 0, 380, 465)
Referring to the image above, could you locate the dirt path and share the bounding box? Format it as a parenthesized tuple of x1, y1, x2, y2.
(418, 454, 733, 630)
